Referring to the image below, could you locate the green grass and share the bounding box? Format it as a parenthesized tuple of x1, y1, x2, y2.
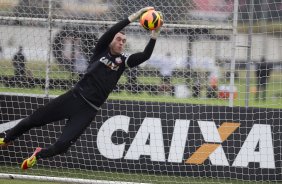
(0, 179, 64, 184)
(111, 69, 282, 109)
(0, 165, 276, 184)
(1, 60, 282, 109)
(0, 60, 76, 80)
(0, 177, 273, 184)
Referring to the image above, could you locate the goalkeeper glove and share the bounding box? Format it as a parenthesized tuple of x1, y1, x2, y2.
(151, 11, 163, 39)
(128, 7, 155, 22)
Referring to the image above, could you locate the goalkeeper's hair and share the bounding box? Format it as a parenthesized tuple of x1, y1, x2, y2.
(119, 30, 125, 35)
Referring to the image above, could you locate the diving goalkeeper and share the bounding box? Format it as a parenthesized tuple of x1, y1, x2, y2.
(0, 7, 163, 170)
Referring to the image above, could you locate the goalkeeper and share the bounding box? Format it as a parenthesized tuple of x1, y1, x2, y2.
(0, 7, 163, 170)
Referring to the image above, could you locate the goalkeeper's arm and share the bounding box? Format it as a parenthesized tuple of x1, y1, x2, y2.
(126, 23, 162, 68)
(93, 7, 155, 55)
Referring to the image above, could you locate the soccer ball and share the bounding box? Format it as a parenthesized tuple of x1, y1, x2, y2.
(139, 10, 163, 30)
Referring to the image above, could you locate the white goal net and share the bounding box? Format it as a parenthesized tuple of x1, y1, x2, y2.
(0, 0, 282, 183)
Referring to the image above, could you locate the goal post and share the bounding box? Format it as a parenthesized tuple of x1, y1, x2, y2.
(1, 0, 282, 183)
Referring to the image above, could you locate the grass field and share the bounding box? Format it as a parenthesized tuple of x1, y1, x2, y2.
(0, 165, 277, 184)
(0, 178, 276, 184)
(0, 179, 63, 184)
(1, 60, 282, 109)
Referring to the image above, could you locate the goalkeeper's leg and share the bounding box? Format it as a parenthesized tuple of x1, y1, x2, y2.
(37, 109, 97, 159)
(20, 105, 97, 170)
(1, 91, 76, 147)
(0, 138, 11, 148)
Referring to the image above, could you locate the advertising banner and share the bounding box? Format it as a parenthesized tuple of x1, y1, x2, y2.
(0, 94, 281, 181)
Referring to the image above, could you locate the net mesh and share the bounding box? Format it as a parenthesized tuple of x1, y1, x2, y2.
(0, 0, 282, 183)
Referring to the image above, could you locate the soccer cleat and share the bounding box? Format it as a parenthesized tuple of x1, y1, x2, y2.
(21, 147, 42, 170)
(0, 138, 11, 148)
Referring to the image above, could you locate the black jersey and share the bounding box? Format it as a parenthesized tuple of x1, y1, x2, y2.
(74, 18, 156, 108)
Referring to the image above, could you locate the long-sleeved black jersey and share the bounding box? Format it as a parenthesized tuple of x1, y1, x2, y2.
(74, 18, 156, 108)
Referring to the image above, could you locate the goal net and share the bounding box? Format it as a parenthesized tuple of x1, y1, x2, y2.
(0, 0, 281, 183)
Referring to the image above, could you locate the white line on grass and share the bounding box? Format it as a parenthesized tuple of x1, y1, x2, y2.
(0, 173, 150, 184)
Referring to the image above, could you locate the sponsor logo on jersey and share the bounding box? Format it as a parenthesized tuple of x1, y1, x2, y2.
(115, 57, 122, 64)
(99, 56, 120, 71)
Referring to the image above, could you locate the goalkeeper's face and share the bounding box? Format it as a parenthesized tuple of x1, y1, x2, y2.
(110, 32, 127, 55)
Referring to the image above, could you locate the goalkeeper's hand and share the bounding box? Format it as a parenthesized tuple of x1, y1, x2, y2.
(128, 7, 155, 22)
(151, 11, 163, 39)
